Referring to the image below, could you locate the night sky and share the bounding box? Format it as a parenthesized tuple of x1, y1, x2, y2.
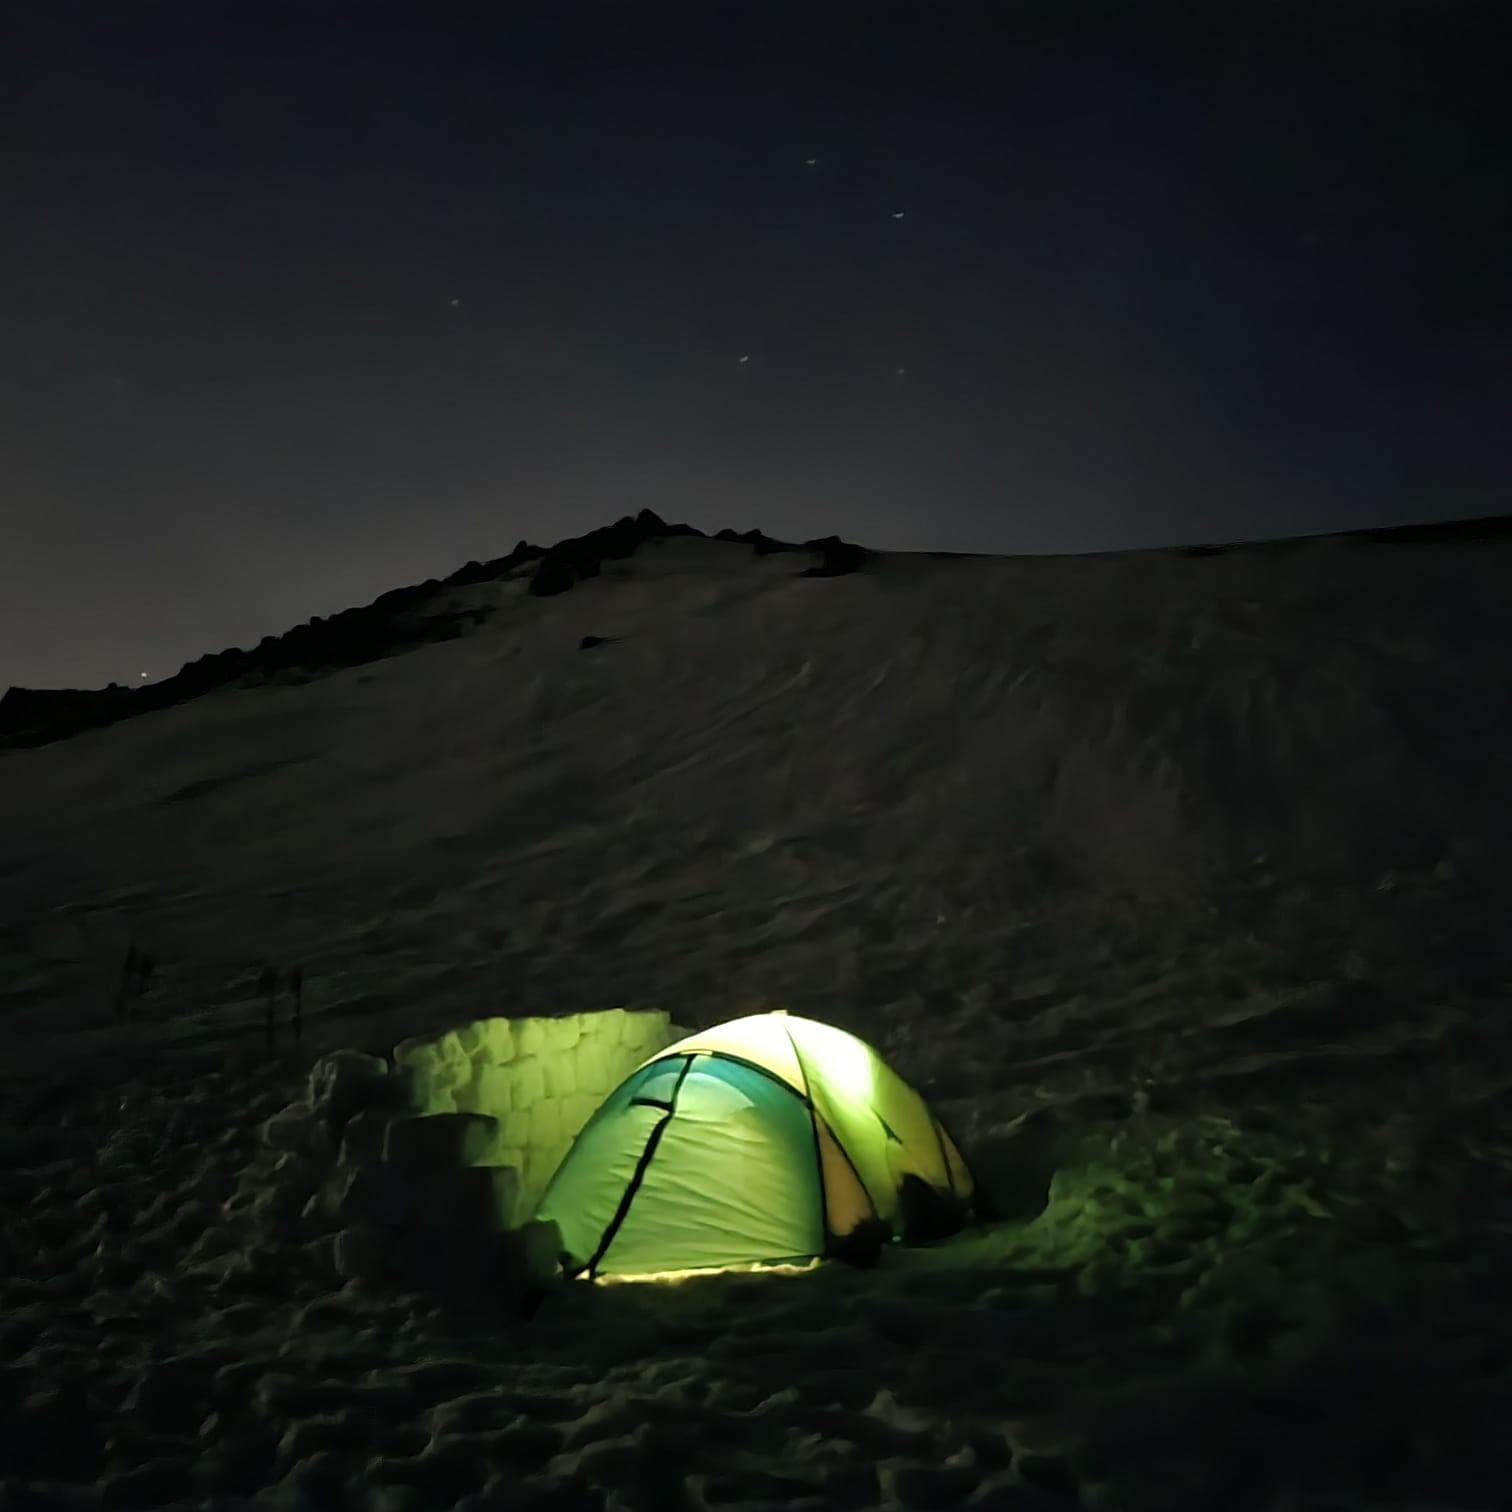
(4, 2, 1508, 690)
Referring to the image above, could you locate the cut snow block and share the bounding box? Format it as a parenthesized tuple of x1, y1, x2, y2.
(332, 1161, 413, 1229)
(411, 1164, 502, 1234)
(562, 1093, 600, 1141)
(397, 1027, 465, 1065)
(401, 1064, 454, 1114)
(573, 1040, 612, 1095)
(434, 1029, 468, 1064)
(528, 1101, 560, 1149)
(396, 1070, 432, 1112)
(549, 1015, 582, 1051)
(478, 1017, 517, 1064)
(339, 1109, 393, 1168)
(514, 1018, 551, 1059)
(425, 1055, 472, 1094)
(488, 1165, 523, 1229)
(449, 1067, 481, 1115)
(397, 1066, 427, 1112)
(261, 1105, 332, 1158)
(333, 1226, 389, 1284)
(615, 1020, 647, 1057)
(540, 1055, 577, 1099)
(474, 1065, 514, 1116)
(501, 1109, 531, 1150)
(511, 1056, 546, 1108)
(624, 1007, 653, 1038)
(308, 1047, 387, 1089)
(592, 1007, 630, 1045)
(394, 1039, 469, 1107)
(393, 1034, 438, 1072)
(447, 1044, 477, 1076)
(384, 1112, 499, 1170)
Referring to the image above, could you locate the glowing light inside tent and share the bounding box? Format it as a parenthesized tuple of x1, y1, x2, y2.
(595, 1259, 821, 1286)
(793, 1019, 878, 1105)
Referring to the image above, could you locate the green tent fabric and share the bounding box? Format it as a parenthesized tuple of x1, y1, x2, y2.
(532, 1011, 979, 1279)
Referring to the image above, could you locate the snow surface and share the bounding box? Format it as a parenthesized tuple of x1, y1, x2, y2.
(2, 529, 1511, 1510)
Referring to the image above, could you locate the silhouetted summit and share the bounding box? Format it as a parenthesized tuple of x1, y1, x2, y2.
(0, 509, 876, 749)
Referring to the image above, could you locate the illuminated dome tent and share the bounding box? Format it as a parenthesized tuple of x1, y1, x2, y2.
(532, 1011, 980, 1279)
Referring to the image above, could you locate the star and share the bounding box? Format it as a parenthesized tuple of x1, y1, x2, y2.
(449, 297, 461, 308)
(891, 211, 906, 220)
(738, 354, 750, 364)
(804, 157, 818, 166)
(895, 367, 907, 378)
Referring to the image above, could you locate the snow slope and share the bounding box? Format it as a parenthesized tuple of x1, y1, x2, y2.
(2, 525, 1511, 1510)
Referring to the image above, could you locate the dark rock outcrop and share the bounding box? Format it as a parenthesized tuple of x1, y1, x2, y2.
(443, 540, 542, 587)
(529, 550, 600, 598)
(0, 540, 542, 750)
(714, 526, 871, 576)
(715, 526, 803, 556)
(0, 516, 715, 749)
(0, 683, 136, 747)
(797, 534, 871, 578)
(527, 509, 702, 597)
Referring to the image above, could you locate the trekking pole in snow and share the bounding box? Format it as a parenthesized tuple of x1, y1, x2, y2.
(258, 966, 278, 1047)
(290, 965, 304, 1043)
(117, 946, 138, 1020)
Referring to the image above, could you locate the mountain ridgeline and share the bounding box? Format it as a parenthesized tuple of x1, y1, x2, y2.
(0, 512, 871, 750)
(6, 509, 1510, 752)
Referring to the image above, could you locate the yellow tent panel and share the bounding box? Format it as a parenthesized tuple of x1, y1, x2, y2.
(651, 1013, 807, 1093)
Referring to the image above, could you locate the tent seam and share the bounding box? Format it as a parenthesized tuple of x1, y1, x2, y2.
(581, 1054, 696, 1278)
(779, 1017, 834, 1252)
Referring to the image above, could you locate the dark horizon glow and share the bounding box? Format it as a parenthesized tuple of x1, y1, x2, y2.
(4, 2, 1508, 690)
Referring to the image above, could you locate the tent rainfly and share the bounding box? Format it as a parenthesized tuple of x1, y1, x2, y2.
(532, 1011, 982, 1279)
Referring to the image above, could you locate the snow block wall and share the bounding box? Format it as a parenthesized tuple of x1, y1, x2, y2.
(263, 1012, 682, 1304)
(392, 1008, 678, 1223)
